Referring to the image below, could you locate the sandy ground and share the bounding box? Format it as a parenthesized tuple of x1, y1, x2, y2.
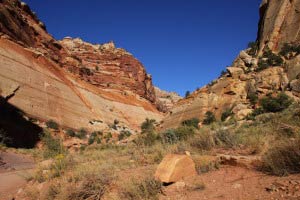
(161, 166, 300, 200)
(0, 151, 35, 200)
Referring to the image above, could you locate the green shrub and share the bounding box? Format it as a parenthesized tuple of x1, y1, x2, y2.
(261, 140, 300, 176)
(141, 118, 156, 134)
(66, 129, 75, 137)
(118, 130, 131, 141)
(76, 128, 87, 139)
(46, 120, 59, 130)
(161, 129, 178, 144)
(181, 118, 199, 128)
(203, 111, 216, 125)
(247, 92, 258, 106)
(221, 109, 233, 122)
(256, 49, 284, 72)
(247, 41, 258, 56)
(79, 67, 93, 76)
(279, 43, 300, 59)
(134, 131, 157, 146)
(246, 107, 264, 120)
(41, 130, 65, 158)
(160, 126, 195, 144)
(260, 93, 292, 113)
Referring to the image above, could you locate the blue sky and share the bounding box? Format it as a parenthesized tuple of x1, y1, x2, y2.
(24, 0, 261, 96)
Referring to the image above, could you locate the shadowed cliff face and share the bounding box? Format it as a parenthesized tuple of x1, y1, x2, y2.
(0, 97, 42, 148)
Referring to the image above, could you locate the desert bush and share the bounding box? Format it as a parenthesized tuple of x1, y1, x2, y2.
(134, 131, 157, 147)
(261, 140, 300, 176)
(66, 129, 75, 137)
(256, 49, 284, 71)
(202, 111, 216, 125)
(221, 109, 233, 121)
(213, 129, 236, 148)
(118, 130, 131, 141)
(189, 131, 215, 151)
(46, 120, 59, 130)
(256, 58, 269, 72)
(76, 128, 87, 139)
(247, 92, 258, 106)
(279, 43, 300, 59)
(181, 118, 199, 129)
(246, 107, 264, 120)
(260, 93, 292, 113)
(247, 41, 258, 56)
(141, 118, 156, 134)
(160, 129, 178, 144)
(88, 132, 97, 145)
(79, 67, 93, 76)
(120, 176, 162, 200)
(68, 173, 113, 200)
(41, 130, 65, 158)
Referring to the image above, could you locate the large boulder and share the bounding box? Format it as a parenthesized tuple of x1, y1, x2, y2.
(227, 67, 244, 79)
(154, 154, 197, 183)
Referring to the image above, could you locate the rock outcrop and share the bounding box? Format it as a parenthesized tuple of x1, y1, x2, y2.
(161, 0, 300, 130)
(154, 87, 182, 112)
(0, 0, 162, 132)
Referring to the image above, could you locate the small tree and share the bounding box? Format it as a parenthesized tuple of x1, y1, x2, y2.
(247, 92, 258, 106)
(203, 111, 216, 125)
(185, 91, 191, 98)
(141, 118, 156, 134)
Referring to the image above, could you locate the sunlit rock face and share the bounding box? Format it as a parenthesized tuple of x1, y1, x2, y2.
(161, 0, 300, 130)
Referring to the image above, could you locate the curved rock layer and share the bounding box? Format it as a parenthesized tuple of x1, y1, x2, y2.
(0, 0, 162, 131)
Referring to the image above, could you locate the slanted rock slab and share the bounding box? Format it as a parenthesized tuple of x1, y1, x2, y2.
(155, 154, 197, 183)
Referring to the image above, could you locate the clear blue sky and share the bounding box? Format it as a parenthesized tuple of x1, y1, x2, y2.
(24, 0, 261, 96)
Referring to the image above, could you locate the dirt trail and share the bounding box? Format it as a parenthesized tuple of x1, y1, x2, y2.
(0, 151, 35, 200)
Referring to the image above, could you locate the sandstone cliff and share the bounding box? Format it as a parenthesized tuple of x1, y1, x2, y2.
(161, 0, 300, 130)
(258, 0, 300, 52)
(0, 0, 162, 132)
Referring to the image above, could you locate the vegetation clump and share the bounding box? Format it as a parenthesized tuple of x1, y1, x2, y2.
(256, 49, 284, 72)
(247, 41, 258, 56)
(221, 109, 233, 122)
(46, 120, 59, 130)
(261, 140, 300, 176)
(202, 111, 216, 125)
(181, 118, 199, 129)
(279, 43, 300, 59)
(40, 130, 65, 158)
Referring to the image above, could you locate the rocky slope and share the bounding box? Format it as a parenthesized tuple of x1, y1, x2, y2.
(161, 0, 300, 130)
(0, 0, 162, 134)
(154, 87, 182, 112)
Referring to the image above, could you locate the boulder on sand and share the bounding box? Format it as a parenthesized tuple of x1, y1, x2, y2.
(154, 154, 197, 183)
